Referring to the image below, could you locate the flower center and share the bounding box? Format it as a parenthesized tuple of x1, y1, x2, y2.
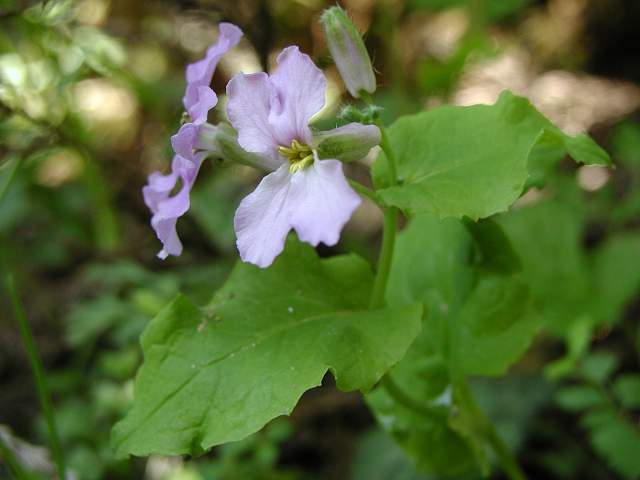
(277, 139, 314, 173)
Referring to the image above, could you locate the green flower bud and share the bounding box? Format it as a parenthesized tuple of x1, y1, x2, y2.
(314, 123, 380, 163)
(320, 6, 376, 98)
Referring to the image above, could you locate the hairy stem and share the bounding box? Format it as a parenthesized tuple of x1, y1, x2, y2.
(5, 275, 66, 480)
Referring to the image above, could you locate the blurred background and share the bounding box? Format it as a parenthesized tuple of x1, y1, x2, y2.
(1, 0, 639, 478)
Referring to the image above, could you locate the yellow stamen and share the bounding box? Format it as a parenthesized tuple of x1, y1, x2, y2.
(277, 139, 314, 173)
(289, 154, 314, 173)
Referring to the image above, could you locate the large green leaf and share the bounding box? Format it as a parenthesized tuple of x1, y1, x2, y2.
(498, 195, 640, 337)
(112, 240, 422, 457)
(496, 198, 591, 336)
(367, 214, 538, 475)
(590, 234, 640, 326)
(373, 91, 609, 220)
(387, 214, 538, 377)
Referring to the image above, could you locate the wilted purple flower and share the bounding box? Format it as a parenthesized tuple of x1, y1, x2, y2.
(227, 46, 379, 268)
(143, 125, 204, 259)
(183, 23, 242, 125)
(144, 24, 242, 259)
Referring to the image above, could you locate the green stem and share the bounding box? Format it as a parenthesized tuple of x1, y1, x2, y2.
(369, 206, 397, 309)
(0, 434, 31, 480)
(381, 376, 441, 421)
(368, 121, 399, 309)
(348, 179, 379, 205)
(377, 123, 398, 186)
(5, 275, 66, 480)
(80, 148, 120, 252)
(485, 424, 527, 480)
(459, 381, 527, 480)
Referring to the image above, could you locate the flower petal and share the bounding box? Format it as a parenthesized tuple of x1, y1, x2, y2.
(234, 159, 361, 267)
(290, 159, 361, 246)
(144, 153, 204, 259)
(184, 86, 217, 125)
(151, 214, 183, 260)
(226, 72, 281, 162)
(171, 123, 199, 160)
(234, 165, 296, 267)
(268, 46, 326, 146)
(183, 22, 242, 120)
(143, 169, 178, 214)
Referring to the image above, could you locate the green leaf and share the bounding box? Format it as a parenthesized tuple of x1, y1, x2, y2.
(65, 296, 137, 347)
(112, 240, 422, 457)
(387, 214, 538, 377)
(583, 410, 640, 478)
(367, 376, 481, 476)
(496, 198, 592, 336)
(579, 352, 618, 385)
(591, 234, 640, 326)
(351, 429, 431, 480)
(555, 386, 606, 412)
(544, 318, 593, 380)
(373, 91, 610, 220)
(613, 374, 640, 409)
(611, 121, 640, 168)
(366, 214, 538, 476)
(472, 375, 553, 450)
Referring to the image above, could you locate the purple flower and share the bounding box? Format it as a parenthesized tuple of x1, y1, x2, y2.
(227, 46, 377, 268)
(144, 24, 242, 259)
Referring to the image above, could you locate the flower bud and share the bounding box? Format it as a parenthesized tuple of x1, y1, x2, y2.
(314, 123, 380, 163)
(320, 6, 376, 98)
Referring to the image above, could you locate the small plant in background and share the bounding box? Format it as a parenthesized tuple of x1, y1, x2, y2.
(116, 4, 609, 478)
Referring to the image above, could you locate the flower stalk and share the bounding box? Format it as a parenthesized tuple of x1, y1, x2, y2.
(363, 92, 399, 310)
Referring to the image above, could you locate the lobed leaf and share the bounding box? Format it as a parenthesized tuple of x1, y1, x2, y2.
(112, 239, 422, 457)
